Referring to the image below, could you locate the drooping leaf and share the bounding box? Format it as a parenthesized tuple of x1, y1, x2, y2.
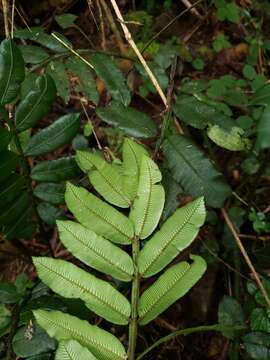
(31, 156, 81, 182)
(0, 192, 30, 226)
(0, 39, 25, 104)
(14, 28, 72, 53)
(34, 183, 65, 204)
(34, 310, 127, 360)
(33, 257, 130, 325)
(55, 14, 78, 29)
(138, 255, 206, 325)
(55, 340, 97, 360)
(65, 183, 134, 244)
(130, 155, 165, 239)
(97, 103, 157, 138)
(0, 174, 25, 204)
(47, 61, 70, 103)
(37, 202, 66, 225)
(65, 56, 99, 104)
(138, 197, 205, 277)
(122, 138, 148, 201)
(207, 125, 251, 151)
(15, 74, 56, 132)
(18, 45, 49, 64)
(256, 105, 270, 149)
(3, 206, 36, 240)
(57, 220, 133, 282)
(0, 126, 11, 151)
(90, 53, 131, 106)
(162, 135, 231, 208)
(12, 323, 56, 358)
(76, 150, 130, 208)
(25, 113, 80, 156)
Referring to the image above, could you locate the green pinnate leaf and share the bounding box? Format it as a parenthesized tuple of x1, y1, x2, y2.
(55, 340, 97, 360)
(57, 220, 134, 282)
(25, 113, 80, 156)
(33, 257, 131, 325)
(130, 155, 165, 239)
(0, 39, 25, 104)
(65, 182, 134, 244)
(76, 150, 130, 208)
(138, 255, 207, 325)
(138, 197, 205, 277)
(122, 138, 148, 201)
(34, 310, 127, 360)
(15, 74, 56, 132)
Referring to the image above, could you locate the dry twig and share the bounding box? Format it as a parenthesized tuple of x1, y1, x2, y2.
(222, 208, 270, 307)
(180, 0, 203, 19)
(109, 0, 168, 108)
(2, 0, 10, 37)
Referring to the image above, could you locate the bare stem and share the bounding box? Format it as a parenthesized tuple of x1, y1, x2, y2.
(2, 0, 10, 37)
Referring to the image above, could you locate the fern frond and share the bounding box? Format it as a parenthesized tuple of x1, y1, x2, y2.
(138, 197, 206, 277)
(138, 255, 207, 325)
(57, 220, 134, 282)
(122, 138, 148, 201)
(34, 310, 127, 360)
(55, 340, 97, 360)
(130, 155, 165, 239)
(65, 183, 134, 244)
(76, 150, 130, 208)
(33, 257, 131, 325)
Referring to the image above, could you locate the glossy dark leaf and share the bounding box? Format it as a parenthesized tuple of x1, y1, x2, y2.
(0, 126, 11, 151)
(0, 192, 30, 225)
(3, 206, 36, 240)
(20, 73, 39, 99)
(251, 308, 270, 332)
(0, 150, 20, 182)
(243, 332, 270, 360)
(55, 13, 78, 29)
(162, 135, 231, 208)
(0, 39, 25, 104)
(0, 174, 25, 204)
(256, 105, 270, 149)
(16, 74, 56, 132)
(218, 295, 245, 339)
(25, 113, 80, 156)
(251, 84, 270, 106)
(37, 202, 66, 225)
(31, 157, 81, 182)
(34, 183, 65, 204)
(18, 45, 49, 64)
(97, 103, 157, 138)
(0, 282, 20, 303)
(47, 61, 70, 104)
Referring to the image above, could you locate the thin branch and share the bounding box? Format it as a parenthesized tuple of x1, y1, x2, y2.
(11, 0, 15, 38)
(109, 0, 168, 108)
(2, 0, 10, 37)
(180, 0, 203, 19)
(222, 208, 270, 307)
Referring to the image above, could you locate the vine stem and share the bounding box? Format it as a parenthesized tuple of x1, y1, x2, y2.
(128, 236, 140, 360)
(136, 324, 246, 360)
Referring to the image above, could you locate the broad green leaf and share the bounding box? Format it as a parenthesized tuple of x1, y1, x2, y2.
(34, 310, 127, 360)
(161, 169, 183, 221)
(31, 156, 81, 182)
(18, 45, 49, 64)
(0, 39, 25, 104)
(256, 105, 270, 149)
(57, 220, 134, 282)
(162, 135, 231, 208)
(207, 125, 251, 151)
(251, 308, 270, 333)
(14, 28, 72, 53)
(65, 183, 134, 244)
(12, 323, 56, 358)
(3, 206, 36, 240)
(122, 138, 148, 201)
(55, 14, 78, 29)
(138, 197, 205, 277)
(130, 155, 165, 239)
(37, 202, 65, 225)
(0, 174, 25, 204)
(55, 340, 97, 360)
(0, 192, 30, 226)
(76, 151, 130, 208)
(20, 73, 38, 99)
(47, 61, 70, 103)
(243, 332, 270, 360)
(90, 53, 130, 106)
(97, 103, 157, 138)
(0, 126, 11, 151)
(218, 295, 245, 339)
(0, 304, 11, 336)
(138, 255, 206, 325)
(34, 183, 65, 204)
(25, 113, 80, 156)
(251, 84, 270, 106)
(0, 282, 20, 303)
(66, 56, 99, 104)
(33, 257, 130, 325)
(0, 150, 20, 182)
(15, 74, 56, 132)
